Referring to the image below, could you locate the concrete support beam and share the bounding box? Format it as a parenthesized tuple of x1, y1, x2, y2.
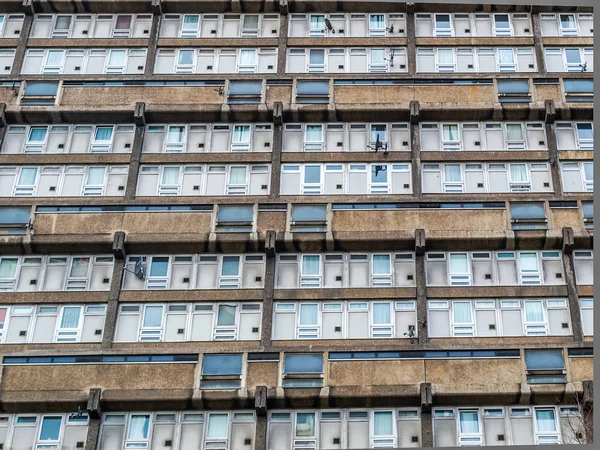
(562, 228, 584, 343)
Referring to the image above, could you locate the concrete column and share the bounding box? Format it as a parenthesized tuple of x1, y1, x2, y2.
(269, 102, 283, 201)
(406, 11, 416, 77)
(0, 103, 7, 149)
(277, 1, 289, 77)
(85, 419, 101, 450)
(261, 231, 276, 348)
(85, 388, 102, 450)
(10, 10, 32, 77)
(254, 386, 268, 450)
(562, 227, 584, 343)
(410, 101, 421, 198)
(544, 100, 563, 197)
(144, 5, 162, 76)
(415, 229, 428, 344)
(420, 382, 433, 447)
(531, 11, 547, 75)
(124, 102, 146, 200)
(102, 232, 126, 348)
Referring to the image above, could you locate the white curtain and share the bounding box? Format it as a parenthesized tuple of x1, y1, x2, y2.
(229, 166, 247, 184)
(371, 49, 386, 64)
(167, 126, 185, 143)
(453, 302, 473, 324)
(370, 14, 385, 29)
(94, 127, 113, 142)
(243, 15, 259, 30)
(127, 415, 150, 440)
(28, 127, 47, 142)
(306, 125, 323, 142)
(372, 255, 390, 275)
(506, 124, 523, 141)
(525, 301, 544, 322)
(239, 49, 256, 65)
(459, 411, 480, 434)
(182, 15, 199, 30)
(445, 165, 462, 182)
(296, 413, 316, 436)
(498, 48, 515, 64)
(86, 167, 105, 185)
(373, 303, 391, 325)
(520, 253, 539, 272)
(143, 305, 163, 327)
(60, 306, 81, 329)
(0, 258, 18, 278)
(233, 125, 250, 143)
(178, 49, 194, 65)
(309, 49, 325, 65)
(536, 410, 557, 432)
(18, 167, 37, 186)
(510, 164, 528, 182)
(449, 254, 469, 273)
(302, 255, 320, 275)
(443, 125, 459, 141)
(438, 49, 454, 64)
(108, 50, 126, 66)
(299, 304, 318, 325)
(310, 15, 325, 30)
(69, 257, 89, 278)
(217, 304, 236, 326)
(46, 50, 64, 66)
(221, 256, 240, 276)
(373, 411, 393, 436)
(161, 167, 180, 185)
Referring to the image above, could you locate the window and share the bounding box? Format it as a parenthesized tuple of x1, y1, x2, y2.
(228, 80, 262, 104)
(290, 205, 327, 232)
(497, 79, 530, 103)
(580, 298, 593, 336)
(296, 80, 329, 103)
(540, 13, 593, 37)
(283, 353, 323, 387)
(560, 161, 593, 192)
(564, 79, 593, 102)
(573, 250, 593, 285)
(510, 202, 547, 229)
(582, 202, 593, 229)
(525, 349, 566, 383)
(534, 408, 560, 444)
(0, 206, 30, 235)
(216, 205, 254, 232)
(201, 354, 243, 389)
(21, 81, 59, 106)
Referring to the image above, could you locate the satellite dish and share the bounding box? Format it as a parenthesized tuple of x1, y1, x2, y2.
(388, 24, 394, 34)
(324, 18, 335, 32)
(374, 164, 387, 176)
(134, 258, 146, 280)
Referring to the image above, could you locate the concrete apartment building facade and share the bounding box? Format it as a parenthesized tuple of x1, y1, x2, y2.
(0, 0, 594, 449)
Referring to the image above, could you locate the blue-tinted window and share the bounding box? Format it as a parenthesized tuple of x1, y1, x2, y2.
(291, 205, 327, 222)
(564, 79, 593, 103)
(284, 353, 323, 373)
(510, 202, 546, 219)
(202, 354, 243, 375)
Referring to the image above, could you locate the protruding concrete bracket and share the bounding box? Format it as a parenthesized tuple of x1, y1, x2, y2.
(545, 100, 555, 124)
(279, 0, 289, 15)
(415, 229, 426, 255)
(583, 380, 593, 407)
(420, 383, 432, 412)
(562, 227, 574, 254)
(255, 386, 268, 416)
(0, 103, 6, 128)
(87, 388, 102, 419)
(151, 0, 163, 15)
(134, 102, 146, 126)
(112, 231, 127, 259)
(22, 0, 34, 15)
(266, 230, 276, 257)
(410, 101, 420, 124)
(273, 102, 283, 125)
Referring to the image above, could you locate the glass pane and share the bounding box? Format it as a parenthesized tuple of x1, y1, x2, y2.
(506, 124, 523, 140)
(217, 304, 236, 326)
(577, 123, 593, 140)
(370, 15, 385, 28)
(143, 305, 163, 327)
(371, 49, 386, 64)
(69, 257, 90, 278)
(297, 81, 329, 95)
(309, 49, 325, 64)
(498, 48, 515, 64)
(239, 49, 256, 65)
(373, 411, 393, 436)
(55, 16, 71, 30)
(167, 126, 185, 143)
(438, 49, 453, 64)
(108, 50, 126, 66)
(495, 14, 510, 28)
(310, 15, 325, 30)
(60, 306, 81, 328)
(284, 354, 323, 373)
(299, 304, 318, 325)
(373, 303, 391, 325)
(221, 256, 240, 276)
(115, 15, 132, 30)
(182, 15, 199, 30)
(520, 253, 538, 272)
(583, 163, 593, 181)
(291, 205, 327, 221)
(218, 205, 253, 222)
(39, 416, 62, 441)
(459, 411, 480, 434)
(371, 124, 386, 141)
(442, 124, 459, 140)
(0, 258, 19, 278)
(510, 203, 545, 219)
(304, 166, 321, 183)
(202, 354, 243, 375)
(535, 410, 557, 432)
(207, 414, 228, 438)
(150, 257, 169, 277)
(302, 255, 320, 275)
(229, 81, 262, 95)
(450, 254, 468, 273)
(372, 165, 388, 182)
(560, 14, 576, 29)
(28, 127, 48, 142)
(18, 168, 37, 185)
(306, 125, 323, 141)
(524, 301, 544, 322)
(232, 125, 250, 143)
(46, 50, 64, 66)
(178, 50, 194, 65)
(94, 127, 113, 142)
(86, 167, 105, 185)
(373, 255, 390, 274)
(436, 14, 451, 28)
(296, 413, 316, 436)
(454, 302, 472, 323)
(565, 48, 581, 64)
(243, 15, 259, 29)
(525, 349, 565, 370)
(229, 167, 247, 184)
(445, 165, 462, 182)
(510, 164, 528, 182)
(127, 415, 150, 440)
